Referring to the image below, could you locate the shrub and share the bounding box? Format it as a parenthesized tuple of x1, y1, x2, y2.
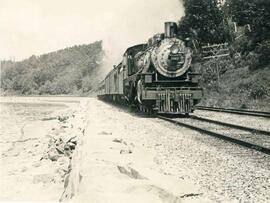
(248, 84, 268, 99)
(256, 40, 270, 68)
(245, 52, 260, 70)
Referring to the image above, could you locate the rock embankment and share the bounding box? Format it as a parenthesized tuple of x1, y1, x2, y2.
(43, 100, 89, 201)
(0, 97, 88, 201)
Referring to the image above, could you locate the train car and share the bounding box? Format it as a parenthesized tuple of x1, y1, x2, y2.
(98, 62, 124, 102)
(98, 22, 203, 115)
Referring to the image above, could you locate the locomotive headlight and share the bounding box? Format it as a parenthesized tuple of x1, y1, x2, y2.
(170, 44, 179, 54)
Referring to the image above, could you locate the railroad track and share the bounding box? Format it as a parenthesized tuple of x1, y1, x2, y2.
(195, 106, 270, 118)
(158, 115, 270, 155)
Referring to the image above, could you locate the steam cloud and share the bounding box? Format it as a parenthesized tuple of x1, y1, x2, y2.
(100, 0, 184, 76)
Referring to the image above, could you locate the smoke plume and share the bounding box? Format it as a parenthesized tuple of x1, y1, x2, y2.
(100, 0, 184, 76)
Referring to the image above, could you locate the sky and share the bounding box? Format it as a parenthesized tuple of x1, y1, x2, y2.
(0, 0, 184, 61)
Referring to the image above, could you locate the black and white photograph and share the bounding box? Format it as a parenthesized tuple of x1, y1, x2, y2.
(0, 0, 269, 202)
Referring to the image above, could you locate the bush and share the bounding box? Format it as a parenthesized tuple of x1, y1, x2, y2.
(82, 76, 93, 93)
(245, 52, 260, 70)
(39, 81, 54, 94)
(248, 83, 268, 99)
(256, 40, 270, 67)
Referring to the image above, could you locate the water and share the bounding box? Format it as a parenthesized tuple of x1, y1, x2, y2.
(0, 97, 81, 201)
(0, 97, 76, 152)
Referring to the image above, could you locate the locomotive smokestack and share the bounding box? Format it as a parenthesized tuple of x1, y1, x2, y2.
(164, 22, 178, 38)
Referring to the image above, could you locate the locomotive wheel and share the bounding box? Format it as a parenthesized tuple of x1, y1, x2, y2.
(141, 105, 151, 115)
(138, 104, 146, 113)
(139, 104, 144, 112)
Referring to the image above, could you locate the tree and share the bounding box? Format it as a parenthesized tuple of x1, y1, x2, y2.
(0, 41, 104, 95)
(178, 0, 230, 45)
(230, 0, 270, 42)
(229, 0, 270, 67)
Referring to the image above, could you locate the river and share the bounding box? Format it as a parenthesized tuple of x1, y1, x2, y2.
(0, 96, 81, 153)
(0, 96, 83, 201)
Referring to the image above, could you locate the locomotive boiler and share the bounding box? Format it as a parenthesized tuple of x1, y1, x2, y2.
(98, 22, 202, 115)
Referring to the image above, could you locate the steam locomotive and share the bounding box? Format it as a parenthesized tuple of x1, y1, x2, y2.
(98, 22, 202, 115)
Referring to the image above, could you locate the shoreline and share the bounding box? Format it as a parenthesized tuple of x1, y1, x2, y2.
(0, 97, 89, 201)
(0, 92, 97, 98)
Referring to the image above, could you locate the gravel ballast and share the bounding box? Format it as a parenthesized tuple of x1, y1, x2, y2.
(68, 99, 270, 202)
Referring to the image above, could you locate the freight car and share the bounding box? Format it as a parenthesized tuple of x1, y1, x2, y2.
(98, 22, 202, 115)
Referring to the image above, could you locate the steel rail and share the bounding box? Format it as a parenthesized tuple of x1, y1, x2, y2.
(158, 116, 270, 156)
(195, 106, 270, 118)
(190, 115, 270, 136)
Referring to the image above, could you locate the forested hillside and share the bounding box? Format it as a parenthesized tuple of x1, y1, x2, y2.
(178, 0, 270, 110)
(0, 41, 104, 95)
